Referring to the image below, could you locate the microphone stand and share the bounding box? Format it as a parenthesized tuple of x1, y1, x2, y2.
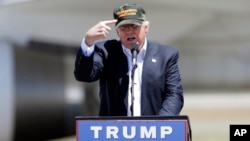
(130, 63, 137, 116)
(130, 44, 139, 117)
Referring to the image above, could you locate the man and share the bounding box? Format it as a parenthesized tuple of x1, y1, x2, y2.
(74, 3, 184, 116)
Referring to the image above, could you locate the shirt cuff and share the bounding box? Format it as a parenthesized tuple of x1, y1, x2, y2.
(80, 39, 95, 56)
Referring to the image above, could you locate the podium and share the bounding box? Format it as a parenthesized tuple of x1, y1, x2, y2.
(76, 115, 192, 141)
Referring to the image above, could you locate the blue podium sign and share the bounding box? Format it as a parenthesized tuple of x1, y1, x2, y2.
(76, 116, 191, 141)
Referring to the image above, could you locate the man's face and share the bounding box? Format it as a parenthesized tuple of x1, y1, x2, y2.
(116, 23, 149, 49)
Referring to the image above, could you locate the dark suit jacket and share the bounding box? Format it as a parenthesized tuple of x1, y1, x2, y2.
(74, 40, 184, 116)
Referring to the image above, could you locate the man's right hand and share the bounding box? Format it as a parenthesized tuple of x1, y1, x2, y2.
(84, 20, 117, 47)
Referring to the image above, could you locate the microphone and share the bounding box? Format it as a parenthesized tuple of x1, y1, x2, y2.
(131, 43, 139, 66)
(130, 43, 139, 116)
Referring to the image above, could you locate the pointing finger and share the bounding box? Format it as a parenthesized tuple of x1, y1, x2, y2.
(104, 19, 117, 26)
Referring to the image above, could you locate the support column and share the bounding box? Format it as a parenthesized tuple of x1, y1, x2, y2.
(0, 41, 15, 141)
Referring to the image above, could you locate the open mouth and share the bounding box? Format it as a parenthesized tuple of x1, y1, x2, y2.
(127, 37, 136, 41)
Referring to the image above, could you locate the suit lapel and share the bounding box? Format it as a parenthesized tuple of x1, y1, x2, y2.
(141, 41, 159, 115)
(115, 42, 130, 112)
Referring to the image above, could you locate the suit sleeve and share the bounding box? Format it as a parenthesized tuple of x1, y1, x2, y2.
(159, 50, 184, 116)
(74, 46, 104, 82)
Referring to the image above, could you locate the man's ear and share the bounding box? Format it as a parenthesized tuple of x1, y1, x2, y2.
(145, 25, 149, 33)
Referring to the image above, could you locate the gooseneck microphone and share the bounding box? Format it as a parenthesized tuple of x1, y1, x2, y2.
(131, 43, 139, 67)
(130, 43, 139, 116)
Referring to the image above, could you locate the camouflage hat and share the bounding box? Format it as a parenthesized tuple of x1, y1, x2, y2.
(113, 4, 146, 28)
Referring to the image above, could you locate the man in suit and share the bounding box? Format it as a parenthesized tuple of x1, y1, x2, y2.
(74, 3, 184, 116)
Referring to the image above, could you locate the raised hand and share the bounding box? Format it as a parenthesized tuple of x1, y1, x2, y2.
(84, 20, 117, 46)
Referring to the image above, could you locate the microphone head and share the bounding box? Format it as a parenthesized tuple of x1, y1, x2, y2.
(131, 43, 139, 54)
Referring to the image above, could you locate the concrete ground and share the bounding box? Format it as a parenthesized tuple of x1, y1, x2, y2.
(50, 91, 250, 141)
(181, 91, 250, 141)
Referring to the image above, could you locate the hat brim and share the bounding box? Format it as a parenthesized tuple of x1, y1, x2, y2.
(116, 19, 143, 28)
